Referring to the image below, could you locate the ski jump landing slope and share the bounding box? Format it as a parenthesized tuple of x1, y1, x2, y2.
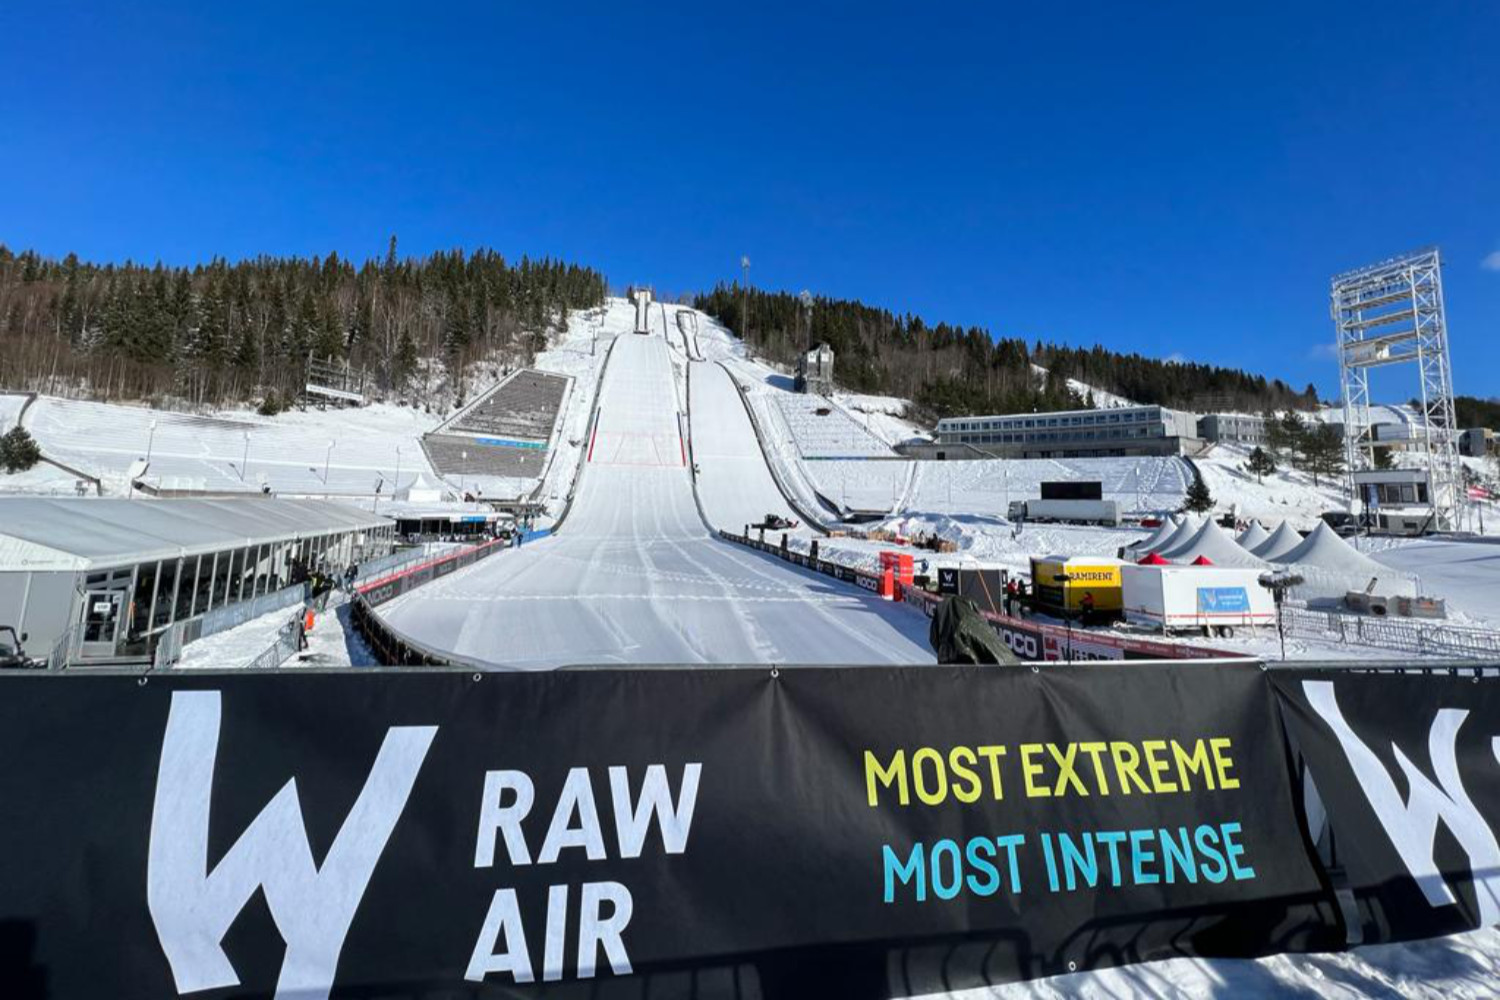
(378, 334, 933, 668)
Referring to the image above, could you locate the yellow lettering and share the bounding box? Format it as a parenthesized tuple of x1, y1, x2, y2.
(912, 747, 948, 805)
(1020, 743, 1050, 797)
(1048, 742, 1088, 797)
(1210, 738, 1239, 790)
(1110, 741, 1151, 794)
(977, 745, 1007, 800)
(865, 749, 908, 807)
(1079, 742, 1110, 795)
(1172, 740, 1214, 792)
(1142, 740, 1177, 793)
(949, 747, 982, 803)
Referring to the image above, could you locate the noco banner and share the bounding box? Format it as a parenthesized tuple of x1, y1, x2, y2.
(0, 664, 1339, 999)
(1273, 669, 1500, 945)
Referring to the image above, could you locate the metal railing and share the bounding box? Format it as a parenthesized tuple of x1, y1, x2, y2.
(1279, 605, 1500, 660)
(246, 620, 303, 671)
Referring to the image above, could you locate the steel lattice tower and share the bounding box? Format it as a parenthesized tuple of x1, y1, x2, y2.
(1330, 247, 1460, 528)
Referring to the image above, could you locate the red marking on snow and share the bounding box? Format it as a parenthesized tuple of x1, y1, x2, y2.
(586, 414, 599, 462)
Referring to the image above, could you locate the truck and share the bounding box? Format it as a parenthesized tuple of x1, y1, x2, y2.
(1121, 564, 1275, 638)
(1007, 498, 1121, 527)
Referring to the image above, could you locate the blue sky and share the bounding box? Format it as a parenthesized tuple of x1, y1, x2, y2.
(2, 2, 1496, 399)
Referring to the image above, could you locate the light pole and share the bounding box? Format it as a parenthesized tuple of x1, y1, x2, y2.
(461, 449, 468, 496)
(799, 289, 813, 355)
(740, 255, 751, 356)
(240, 431, 250, 482)
(1053, 572, 1075, 662)
(146, 419, 158, 465)
(324, 439, 336, 487)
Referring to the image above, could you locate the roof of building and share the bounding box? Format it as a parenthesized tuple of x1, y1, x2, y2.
(0, 497, 391, 573)
(937, 404, 1164, 426)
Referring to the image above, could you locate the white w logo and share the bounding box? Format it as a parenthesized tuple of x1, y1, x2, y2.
(1304, 680, 1500, 925)
(148, 690, 436, 998)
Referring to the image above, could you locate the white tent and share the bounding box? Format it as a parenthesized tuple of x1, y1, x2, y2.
(1276, 522, 1417, 600)
(396, 473, 445, 504)
(1159, 520, 1270, 568)
(1251, 522, 1304, 562)
(1143, 514, 1202, 555)
(1126, 515, 1182, 554)
(1235, 521, 1270, 551)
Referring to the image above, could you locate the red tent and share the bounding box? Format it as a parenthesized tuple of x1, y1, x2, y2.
(1191, 555, 1215, 566)
(1137, 552, 1171, 565)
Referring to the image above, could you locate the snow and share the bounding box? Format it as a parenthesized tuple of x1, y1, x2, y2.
(961, 927, 1500, 999)
(7, 394, 440, 498)
(1360, 536, 1500, 623)
(689, 362, 804, 535)
(377, 332, 934, 668)
(1195, 443, 1346, 528)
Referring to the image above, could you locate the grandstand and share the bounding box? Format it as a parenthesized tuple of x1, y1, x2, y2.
(772, 394, 899, 459)
(423, 369, 572, 481)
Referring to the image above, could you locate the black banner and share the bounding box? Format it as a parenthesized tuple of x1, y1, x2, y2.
(1272, 669, 1500, 945)
(0, 665, 1335, 999)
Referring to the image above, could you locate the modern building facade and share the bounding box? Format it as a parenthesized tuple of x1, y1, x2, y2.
(932, 405, 1201, 459)
(1197, 413, 1266, 445)
(0, 497, 394, 667)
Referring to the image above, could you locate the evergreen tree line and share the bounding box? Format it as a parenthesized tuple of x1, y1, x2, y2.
(0, 239, 606, 410)
(1247, 411, 1348, 487)
(694, 284, 1321, 421)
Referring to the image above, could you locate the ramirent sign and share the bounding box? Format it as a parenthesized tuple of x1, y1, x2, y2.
(0, 666, 1336, 998)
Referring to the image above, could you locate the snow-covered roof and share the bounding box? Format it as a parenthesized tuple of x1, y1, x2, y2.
(1158, 520, 1270, 568)
(1273, 522, 1386, 573)
(1251, 521, 1305, 561)
(1143, 514, 1202, 555)
(1126, 520, 1176, 552)
(0, 497, 390, 573)
(1235, 521, 1270, 550)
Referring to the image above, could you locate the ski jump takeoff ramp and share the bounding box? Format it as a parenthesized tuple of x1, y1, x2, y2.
(378, 334, 932, 668)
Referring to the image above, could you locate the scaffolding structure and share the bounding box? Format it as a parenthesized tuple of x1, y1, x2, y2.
(1330, 247, 1460, 529)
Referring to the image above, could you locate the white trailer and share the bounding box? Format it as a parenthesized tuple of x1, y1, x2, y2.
(1008, 498, 1121, 526)
(1121, 564, 1275, 637)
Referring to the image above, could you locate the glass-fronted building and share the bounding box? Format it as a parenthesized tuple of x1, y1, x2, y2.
(933, 405, 1201, 458)
(0, 497, 394, 667)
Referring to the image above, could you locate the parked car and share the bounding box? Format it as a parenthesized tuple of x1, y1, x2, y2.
(0, 626, 41, 670)
(1320, 511, 1360, 538)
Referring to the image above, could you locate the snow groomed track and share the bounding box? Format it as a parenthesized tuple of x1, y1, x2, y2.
(377, 333, 933, 668)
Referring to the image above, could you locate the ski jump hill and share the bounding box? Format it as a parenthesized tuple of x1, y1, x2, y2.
(375, 325, 933, 669)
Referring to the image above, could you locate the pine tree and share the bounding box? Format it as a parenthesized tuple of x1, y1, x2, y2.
(1303, 423, 1346, 486)
(1246, 446, 1276, 483)
(0, 425, 42, 473)
(1183, 476, 1214, 513)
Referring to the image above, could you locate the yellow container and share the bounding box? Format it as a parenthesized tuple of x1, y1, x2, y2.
(1029, 556, 1124, 614)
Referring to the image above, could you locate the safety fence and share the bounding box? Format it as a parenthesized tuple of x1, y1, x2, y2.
(718, 529, 1242, 662)
(1279, 604, 1500, 660)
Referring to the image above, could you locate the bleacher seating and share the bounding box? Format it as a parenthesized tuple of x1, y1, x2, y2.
(773, 395, 897, 459)
(440, 370, 569, 442)
(423, 434, 548, 479)
(424, 369, 571, 481)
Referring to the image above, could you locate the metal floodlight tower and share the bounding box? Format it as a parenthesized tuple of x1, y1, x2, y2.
(1330, 246, 1460, 529)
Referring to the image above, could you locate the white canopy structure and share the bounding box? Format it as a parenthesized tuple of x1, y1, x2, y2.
(396, 474, 446, 504)
(1126, 515, 1182, 554)
(1251, 522, 1305, 562)
(1143, 514, 1202, 555)
(0, 497, 390, 573)
(1235, 521, 1270, 551)
(1158, 520, 1270, 568)
(1274, 523, 1418, 601)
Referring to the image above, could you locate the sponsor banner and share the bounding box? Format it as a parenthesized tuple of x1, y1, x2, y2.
(359, 540, 505, 607)
(0, 665, 1334, 998)
(1271, 670, 1500, 944)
